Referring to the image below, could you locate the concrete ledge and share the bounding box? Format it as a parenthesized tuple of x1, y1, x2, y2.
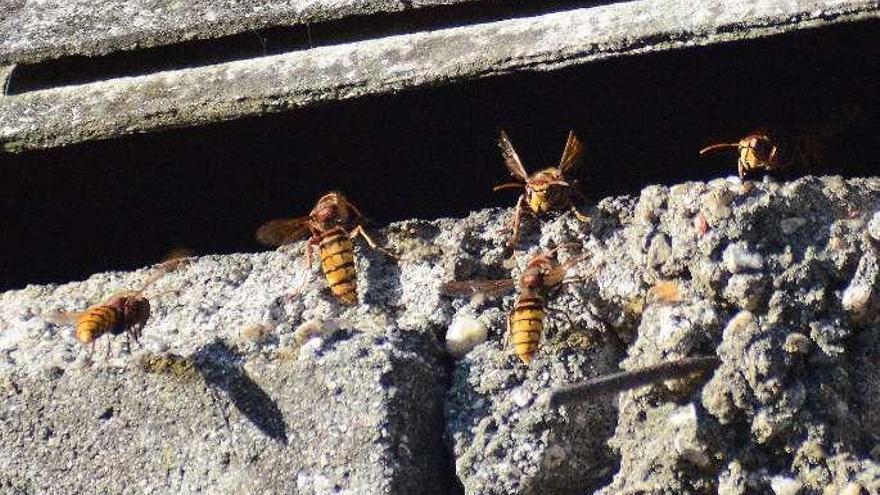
(0, 0, 480, 65)
(0, 332, 450, 493)
(3, 177, 880, 493)
(1, 0, 877, 151)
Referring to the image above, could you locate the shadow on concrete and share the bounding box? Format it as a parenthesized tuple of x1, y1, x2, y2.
(193, 340, 289, 445)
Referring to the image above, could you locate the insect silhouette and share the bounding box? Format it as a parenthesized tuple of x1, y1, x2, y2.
(699, 129, 828, 180)
(48, 262, 182, 356)
(442, 247, 585, 364)
(493, 130, 589, 247)
(700, 131, 785, 179)
(256, 191, 393, 305)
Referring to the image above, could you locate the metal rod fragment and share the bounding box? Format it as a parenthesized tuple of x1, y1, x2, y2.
(549, 355, 721, 407)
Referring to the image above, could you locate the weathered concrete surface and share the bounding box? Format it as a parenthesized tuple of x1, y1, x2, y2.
(0, 0, 478, 65)
(0, 333, 449, 494)
(2, 0, 878, 151)
(2, 176, 880, 494)
(583, 176, 880, 495)
(0, 242, 453, 494)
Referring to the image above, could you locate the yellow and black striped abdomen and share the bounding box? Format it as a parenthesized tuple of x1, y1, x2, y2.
(319, 227, 358, 305)
(511, 295, 544, 364)
(75, 306, 119, 344)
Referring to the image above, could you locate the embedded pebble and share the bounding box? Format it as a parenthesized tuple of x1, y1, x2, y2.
(783, 333, 811, 355)
(841, 250, 877, 314)
(723, 243, 764, 273)
(703, 188, 734, 221)
(693, 213, 709, 235)
(510, 386, 534, 408)
(769, 475, 802, 495)
(293, 318, 340, 345)
(868, 212, 880, 241)
(445, 314, 488, 358)
(240, 322, 272, 344)
(647, 233, 672, 267)
(840, 483, 866, 495)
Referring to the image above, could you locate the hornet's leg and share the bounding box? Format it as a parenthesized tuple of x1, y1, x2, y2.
(768, 145, 778, 167)
(570, 189, 591, 223)
(496, 311, 513, 364)
(350, 225, 398, 258)
(508, 195, 529, 248)
(304, 236, 321, 269)
(285, 275, 310, 303)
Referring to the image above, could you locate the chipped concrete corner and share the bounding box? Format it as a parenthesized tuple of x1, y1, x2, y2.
(2, 176, 880, 494)
(1, 0, 879, 152)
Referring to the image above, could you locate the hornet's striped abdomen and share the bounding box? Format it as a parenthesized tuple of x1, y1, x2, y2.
(511, 294, 544, 364)
(75, 305, 120, 344)
(319, 226, 358, 305)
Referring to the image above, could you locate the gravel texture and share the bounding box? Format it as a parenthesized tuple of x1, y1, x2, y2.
(2, 0, 878, 151)
(2, 175, 880, 494)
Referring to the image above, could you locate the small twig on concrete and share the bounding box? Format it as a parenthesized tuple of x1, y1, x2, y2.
(549, 355, 721, 407)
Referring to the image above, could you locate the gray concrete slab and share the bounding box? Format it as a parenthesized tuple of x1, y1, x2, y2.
(0, 0, 479, 64)
(3, 176, 880, 493)
(1, 0, 877, 152)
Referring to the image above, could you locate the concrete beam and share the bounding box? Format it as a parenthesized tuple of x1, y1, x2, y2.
(1, 0, 877, 152)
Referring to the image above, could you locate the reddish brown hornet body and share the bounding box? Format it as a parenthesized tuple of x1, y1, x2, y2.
(72, 293, 150, 345)
(48, 261, 183, 353)
(701, 130, 829, 180)
(256, 191, 391, 305)
(494, 130, 589, 246)
(442, 248, 583, 364)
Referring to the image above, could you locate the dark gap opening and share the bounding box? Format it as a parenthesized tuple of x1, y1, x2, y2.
(6, 0, 611, 94)
(0, 20, 877, 291)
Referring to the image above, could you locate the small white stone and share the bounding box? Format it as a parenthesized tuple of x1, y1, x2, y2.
(647, 233, 672, 267)
(723, 243, 764, 273)
(780, 217, 807, 234)
(769, 475, 802, 495)
(842, 284, 871, 313)
(868, 211, 880, 241)
(293, 318, 339, 346)
(445, 315, 488, 358)
(668, 403, 697, 427)
(510, 386, 534, 408)
(840, 483, 866, 495)
(297, 337, 324, 360)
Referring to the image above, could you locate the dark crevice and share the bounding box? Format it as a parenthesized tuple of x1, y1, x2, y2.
(5, 0, 614, 94)
(0, 20, 877, 291)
